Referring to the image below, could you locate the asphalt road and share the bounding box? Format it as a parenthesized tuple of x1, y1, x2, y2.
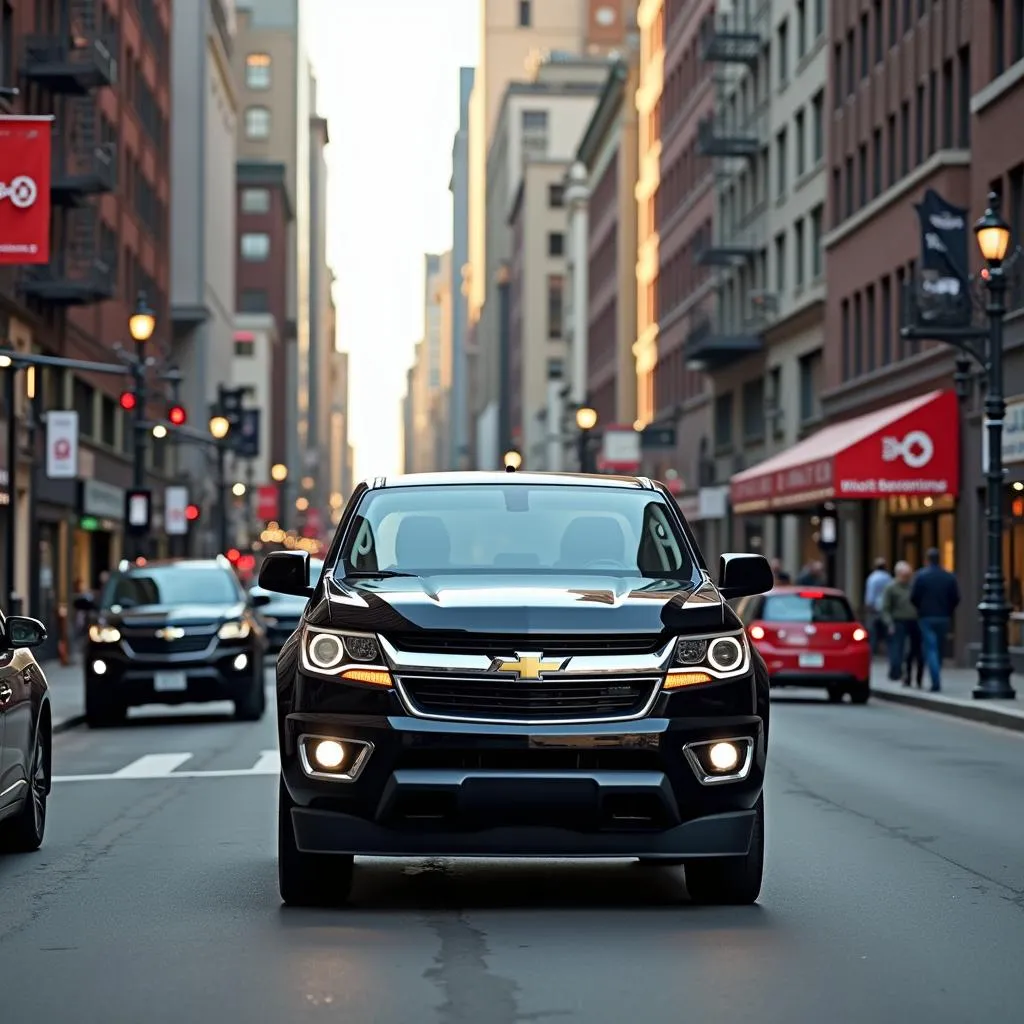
(1, 671, 1023, 1023)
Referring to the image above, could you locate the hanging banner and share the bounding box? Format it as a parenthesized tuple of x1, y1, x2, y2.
(256, 484, 278, 521)
(46, 410, 80, 479)
(165, 485, 189, 536)
(234, 407, 260, 458)
(913, 188, 972, 328)
(0, 115, 54, 266)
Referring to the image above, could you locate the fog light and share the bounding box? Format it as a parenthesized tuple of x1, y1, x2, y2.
(93, 660, 107, 675)
(313, 740, 345, 769)
(708, 741, 739, 771)
(233, 653, 248, 671)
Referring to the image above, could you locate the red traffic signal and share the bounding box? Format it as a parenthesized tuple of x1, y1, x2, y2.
(119, 391, 137, 411)
(168, 404, 187, 426)
(184, 503, 200, 521)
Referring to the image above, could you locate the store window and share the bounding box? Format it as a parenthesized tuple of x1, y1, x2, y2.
(245, 53, 271, 89)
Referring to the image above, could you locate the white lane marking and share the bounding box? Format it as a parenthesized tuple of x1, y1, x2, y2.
(53, 750, 281, 783)
(251, 749, 281, 773)
(112, 753, 193, 777)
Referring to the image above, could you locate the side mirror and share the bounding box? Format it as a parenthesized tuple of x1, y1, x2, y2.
(251, 592, 273, 608)
(718, 553, 775, 600)
(258, 551, 312, 597)
(73, 594, 96, 612)
(5, 615, 48, 649)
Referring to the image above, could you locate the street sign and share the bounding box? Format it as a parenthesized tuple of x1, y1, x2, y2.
(165, 485, 189, 535)
(641, 424, 676, 449)
(234, 407, 260, 458)
(125, 489, 151, 535)
(256, 484, 278, 521)
(46, 410, 79, 478)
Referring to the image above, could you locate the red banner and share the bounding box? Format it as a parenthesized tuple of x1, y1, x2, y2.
(0, 116, 53, 266)
(256, 484, 279, 521)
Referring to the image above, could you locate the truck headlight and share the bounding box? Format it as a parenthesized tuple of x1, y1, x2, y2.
(218, 620, 251, 640)
(666, 630, 749, 688)
(89, 625, 121, 643)
(300, 627, 390, 686)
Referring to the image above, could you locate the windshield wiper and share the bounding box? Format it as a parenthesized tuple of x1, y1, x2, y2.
(344, 570, 418, 579)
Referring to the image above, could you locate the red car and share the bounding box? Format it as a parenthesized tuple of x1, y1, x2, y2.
(733, 586, 871, 704)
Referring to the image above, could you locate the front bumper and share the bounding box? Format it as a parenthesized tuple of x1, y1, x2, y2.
(85, 641, 262, 706)
(280, 682, 766, 859)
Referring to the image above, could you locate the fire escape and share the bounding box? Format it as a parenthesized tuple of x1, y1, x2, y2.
(685, 1, 771, 372)
(19, 0, 118, 305)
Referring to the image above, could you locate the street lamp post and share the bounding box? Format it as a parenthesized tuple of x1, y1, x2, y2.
(973, 194, 1015, 699)
(126, 292, 156, 559)
(576, 405, 597, 473)
(209, 415, 230, 555)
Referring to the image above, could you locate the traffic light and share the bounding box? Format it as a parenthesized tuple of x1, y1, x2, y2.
(168, 403, 187, 426)
(185, 503, 200, 522)
(119, 391, 137, 411)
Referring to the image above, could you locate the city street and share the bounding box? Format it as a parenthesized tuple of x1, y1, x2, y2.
(0, 669, 1020, 1022)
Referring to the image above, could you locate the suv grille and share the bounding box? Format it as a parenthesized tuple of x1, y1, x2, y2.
(397, 674, 660, 723)
(386, 633, 668, 657)
(122, 629, 215, 656)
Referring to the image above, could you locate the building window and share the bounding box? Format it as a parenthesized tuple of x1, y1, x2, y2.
(245, 53, 271, 89)
(239, 288, 269, 312)
(992, 0, 1006, 78)
(841, 298, 851, 379)
(547, 274, 564, 338)
(714, 392, 734, 449)
(866, 284, 877, 371)
(742, 378, 765, 441)
(914, 84, 924, 164)
(241, 187, 270, 213)
(958, 47, 971, 146)
(844, 155, 853, 217)
(811, 89, 824, 163)
(814, 0, 825, 37)
(101, 395, 116, 447)
(522, 110, 548, 158)
(547, 357, 564, 379)
(858, 143, 867, 207)
(871, 128, 882, 196)
(518, 0, 531, 27)
(245, 106, 270, 140)
(860, 13, 869, 78)
(853, 292, 864, 376)
(1, 1, 13, 91)
(798, 351, 820, 422)
(795, 109, 806, 176)
(832, 44, 843, 108)
(240, 232, 270, 261)
(73, 379, 95, 437)
(873, 0, 883, 61)
(1015, 0, 1024, 63)
(886, 114, 896, 186)
(774, 231, 786, 293)
(846, 29, 855, 94)
(547, 232, 564, 257)
(928, 70, 937, 156)
(941, 59, 954, 148)
(900, 100, 910, 174)
(794, 217, 805, 288)
(881, 275, 893, 363)
(548, 183, 564, 207)
(810, 203, 823, 278)
(889, 0, 898, 44)
(234, 336, 256, 357)
(777, 19, 788, 85)
(796, 0, 806, 57)
(776, 127, 787, 198)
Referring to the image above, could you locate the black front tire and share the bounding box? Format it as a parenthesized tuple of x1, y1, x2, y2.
(684, 794, 765, 906)
(0, 718, 50, 853)
(234, 670, 266, 721)
(849, 685, 870, 705)
(85, 678, 127, 728)
(278, 778, 354, 907)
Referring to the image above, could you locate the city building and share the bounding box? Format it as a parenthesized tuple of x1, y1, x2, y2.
(170, 0, 238, 526)
(1, 0, 172, 653)
(475, 56, 608, 468)
(233, 0, 312, 525)
(688, 0, 829, 569)
(448, 66, 474, 470)
(327, 347, 353, 527)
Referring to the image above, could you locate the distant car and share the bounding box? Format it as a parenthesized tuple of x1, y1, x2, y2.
(78, 556, 271, 727)
(733, 586, 871, 704)
(0, 614, 52, 853)
(251, 559, 323, 654)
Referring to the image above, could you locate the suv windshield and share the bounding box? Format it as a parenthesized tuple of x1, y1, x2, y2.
(101, 566, 242, 609)
(761, 593, 854, 623)
(340, 484, 696, 580)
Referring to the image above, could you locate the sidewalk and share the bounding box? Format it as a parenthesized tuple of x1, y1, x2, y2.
(870, 657, 1024, 732)
(40, 658, 86, 733)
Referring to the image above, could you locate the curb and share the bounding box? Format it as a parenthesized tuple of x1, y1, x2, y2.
(870, 685, 1024, 733)
(53, 714, 86, 734)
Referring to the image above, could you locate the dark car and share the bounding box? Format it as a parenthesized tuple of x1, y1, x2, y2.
(78, 556, 271, 727)
(0, 614, 52, 853)
(260, 472, 774, 908)
(251, 559, 324, 654)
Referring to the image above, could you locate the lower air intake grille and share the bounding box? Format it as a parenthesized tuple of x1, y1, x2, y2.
(397, 674, 660, 723)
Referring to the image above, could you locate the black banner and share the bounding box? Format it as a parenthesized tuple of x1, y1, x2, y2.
(234, 407, 260, 458)
(913, 188, 972, 328)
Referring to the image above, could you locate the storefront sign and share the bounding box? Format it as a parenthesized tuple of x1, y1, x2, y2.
(165, 485, 189, 535)
(46, 410, 79, 479)
(81, 479, 126, 520)
(1002, 399, 1024, 464)
(730, 390, 960, 511)
(0, 115, 54, 265)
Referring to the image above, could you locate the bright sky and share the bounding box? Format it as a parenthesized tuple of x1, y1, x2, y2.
(305, 0, 479, 481)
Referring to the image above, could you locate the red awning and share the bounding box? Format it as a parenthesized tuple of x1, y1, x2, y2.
(730, 389, 960, 513)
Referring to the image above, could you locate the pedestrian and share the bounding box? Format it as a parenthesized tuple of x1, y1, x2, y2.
(879, 561, 922, 686)
(770, 558, 791, 584)
(796, 560, 825, 585)
(909, 547, 960, 692)
(863, 556, 893, 656)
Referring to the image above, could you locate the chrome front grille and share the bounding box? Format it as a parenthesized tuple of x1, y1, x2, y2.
(385, 632, 667, 657)
(121, 628, 216, 657)
(396, 673, 661, 724)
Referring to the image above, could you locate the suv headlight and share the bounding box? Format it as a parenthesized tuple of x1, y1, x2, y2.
(300, 627, 391, 687)
(218, 620, 251, 640)
(89, 624, 121, 643)
(666, 630, 749, 688)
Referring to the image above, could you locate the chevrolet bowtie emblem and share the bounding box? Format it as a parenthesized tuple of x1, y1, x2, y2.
(491, 652, 566, 680)
(156, 627, 185, 641)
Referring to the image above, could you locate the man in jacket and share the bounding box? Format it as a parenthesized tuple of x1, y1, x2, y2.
(880, 561, 922, 685)
(909, 547, 960, 692)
